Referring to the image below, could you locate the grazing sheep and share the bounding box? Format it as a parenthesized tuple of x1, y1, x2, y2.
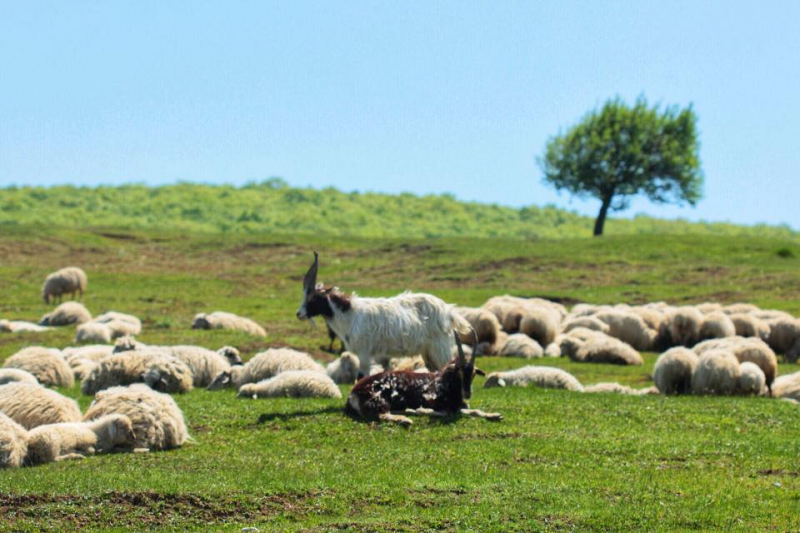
(0, 368, 39, 386)
(722, 303, 760, 315)
(583, 382, 659, 395)
(3, 347, 74, 388)
(573, 338, 643, 366)
(484, 366, 583, 392)
(193, 311, 266, 337)
(0, 412, 28, 468)
(693, 337, 778, 393)
(662, 306, 704, 347)
(81, 350, 194, 395)
(0, 383, 81, 429)
(498, 333, 544, 358)
(482, 295, 525, 328)
(691, 349, 741, 395)
(594, 309, 656, 351)
(386, 355, 429, 373)
(766, 318, 800, 362)
(738, 362, 766, 395)
(696, 302, 723, 314)
(653, 348, 698, 395)
(455, 307, 501, 350)
(93, 311, 142, 331)
(25, 414, 136, 465)
(83, 384, 188, 451)
(207, 348, 324, 390)
(519, 307, 561, 348)
(698, 312, 736, 341)
(630, 306, 666, 332)
(327, 352, 362, 384)
(562, 316, 610, 335)
(754, 310, 795, 325)
(0, 319, 51, 333)
(772, 372, 800, 402)
(42, 267, 87, 304)
(729, 313, 770, 340)
(40, 301, 92, 326)
(238, 370, 341, 399)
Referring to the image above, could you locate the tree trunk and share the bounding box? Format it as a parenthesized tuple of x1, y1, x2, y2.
(593, 196, 613, 237)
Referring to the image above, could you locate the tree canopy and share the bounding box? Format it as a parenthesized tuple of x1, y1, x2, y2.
(540, 97, 703, 236)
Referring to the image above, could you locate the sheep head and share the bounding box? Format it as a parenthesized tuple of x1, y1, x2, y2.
(207, 370, 233, 390)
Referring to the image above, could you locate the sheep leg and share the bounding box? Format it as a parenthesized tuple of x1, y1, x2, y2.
(379, 412, 413, 427)
(460, 408, 504, 421)
(133, 447, 150, 453)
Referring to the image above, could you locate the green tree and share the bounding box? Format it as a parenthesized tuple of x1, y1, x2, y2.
(540, 97, 703, 236)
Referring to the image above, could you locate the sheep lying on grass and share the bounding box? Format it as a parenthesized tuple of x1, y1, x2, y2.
(42, 267, 87, 304)
(498, 334, 544, 358)
(327, 352, 386, 384)
(594, 308, 657, 351)
(193, 311, 267, 337)
(653, 348, 697, 395)
(3, 347, 74, 388)
(238, 371, 342, 399)
(81, 350, 194, 395)
(729, 313, 770, 340)
(455, 307, 501, 351)
(767, 318, 800, 362)
(661, 306, 704, 347)
(0, 412, 28, 468)
(76, 312, 142, 343)
(0, 368, 39, 386)
(697, 312, 736, 342)
(40, 301, 92, 326)
(207, 348, 323, 390)
(0, 320, 50, 333)
(25, 414, 136, 465)
(0, 383, 81, 430)
(484, 366, 583, 392)
(554, 328, 643, 366)
(83, 384, 188, 452)
(694, 337, 778, 393)
(562, 316, 609, 335)
(772, 372, 800, 402)
(62, 345, 115, 379)
(583, 383, 658, 395)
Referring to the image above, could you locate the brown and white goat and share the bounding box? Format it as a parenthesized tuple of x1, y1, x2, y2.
(345, 332, 502, 426)
(296, 252, 473, 378)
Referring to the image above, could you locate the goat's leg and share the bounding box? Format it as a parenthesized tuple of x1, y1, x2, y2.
(379, 412, 413, 427)
(405, 407, 449, 418)
(460, 408, 503, 421)
(357, 352, 372, 380)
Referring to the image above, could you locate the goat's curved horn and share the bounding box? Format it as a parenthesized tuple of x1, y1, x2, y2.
(470, 328, 479, 365)
(303, 252, 319, 298)
(454, 330, 466, 368)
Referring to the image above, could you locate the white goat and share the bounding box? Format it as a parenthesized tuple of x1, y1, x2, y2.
(295, 253, 473, 377)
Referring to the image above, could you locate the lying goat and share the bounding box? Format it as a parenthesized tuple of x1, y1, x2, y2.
(345, 331, 502, 426)
(296, 252, 472, 377)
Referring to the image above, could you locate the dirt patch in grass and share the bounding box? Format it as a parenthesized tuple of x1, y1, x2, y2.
(757, 469, 800, 478)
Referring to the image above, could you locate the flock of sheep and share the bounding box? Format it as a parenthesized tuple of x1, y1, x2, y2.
(2, 265, 800, 468)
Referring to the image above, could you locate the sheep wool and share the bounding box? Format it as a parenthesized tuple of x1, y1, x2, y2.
(594, 309, 656, 351)
(693, 337, 777, 391)
(653, 348, 697, 395)
(238, 370, 341, 399)
(0, 383, 82, 430)
(772, 372, 800, 402)
(562, 316, 610, 335)
(0, 320, 51, 333)
(0, 368, 40, 386)
(484, 366, 583, 392)
(663, 307, 704, 347)
(766, 318, 800, 362)
(75, 322, 114, 344)
(40, 301, 92, 326)
(0, 412, 28, 468)
(208, 348, 324, 390)
(691, 349, 741, 395)
(192, 311, 266, 337)
(738, 362, 766, 396)
(81, 350, 194, 395)
(455, 307, 501, 349)
(3, 347, 74, 388)
(498, 334, 544, 359)
(83, 384, 188, 451)
(519, 307, 561, 348)
(327, 352, 361, 384)
(729, 313, 770, 340)
(573, 337, 643, 366)
(583, 382, 659, 395)
(698, 312, 736, 341)
(25, 414, 136, 465)
(41, 267, 87, 304)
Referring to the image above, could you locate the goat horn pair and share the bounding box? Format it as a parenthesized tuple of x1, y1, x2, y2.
(454, 330, 466, 368)
(303, 252, 319, 299)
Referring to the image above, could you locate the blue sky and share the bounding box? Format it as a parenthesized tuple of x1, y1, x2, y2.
(1, 1, 798, 228)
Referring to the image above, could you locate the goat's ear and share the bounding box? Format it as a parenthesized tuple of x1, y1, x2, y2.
(474, 367, 486, 376)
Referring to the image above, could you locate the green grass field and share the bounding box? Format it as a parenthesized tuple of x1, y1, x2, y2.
(1, 225, 800, 531)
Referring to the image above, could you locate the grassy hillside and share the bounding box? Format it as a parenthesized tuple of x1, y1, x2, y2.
(1, 181, 796, 240)
(1, 227, 800, 531)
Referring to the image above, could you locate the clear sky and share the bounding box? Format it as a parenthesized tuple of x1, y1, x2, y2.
(1, 1, 798, 228)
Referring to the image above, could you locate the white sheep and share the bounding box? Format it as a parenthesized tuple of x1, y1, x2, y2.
(207, 348, 324, 390)
(766, 318, 800, 362)
(238, 370, 342, 399)
(729, 313, 770, 340)
(0, 368, 40, 386)
(696, 302, 723, 314)
(722, 303, 760, 315)
(386, 355, 430, 373)
(0, 412, 28, 468)
(653, 347, 697, 395)
(2, 347, 74, 388)
(771, 372, 800, 402)
(697, 312, 736, 341)
(693, 337, 777, 393)
(93, 311, 142, 332)
(40, 301, 92, 326)
(62, 345, 114, 380)
(583, 382, 659, 395)
(518, 306, 561, 348)
(83, 384, 188, 451)
(25, 414, 136, 465)
(75, 322, 115, 343)
(0, 319, 51, 333)
(455, 307, 502, 350)
(483, 366, 584, 392)
(573, 338, 643, 366)
(0, 383, 82, 429)
(113, 341, 238, 388)
(737, 362, 766, 396)
(497, 333, 544, 358)
(42, 267, 87, 304)
(691, 349, 741, 395)
(81, 350, 194, 395)
(192, 311, 266, 337)
(327, 352, 385, 384)
(662, 306, 704, 347)
(562, 316, 610, 335)
(594, 308, 657, 351)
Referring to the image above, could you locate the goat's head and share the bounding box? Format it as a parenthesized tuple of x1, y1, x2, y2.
(296, 252, 351, 320)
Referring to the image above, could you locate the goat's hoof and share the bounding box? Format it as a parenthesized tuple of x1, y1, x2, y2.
(486, 413, 504, 421)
